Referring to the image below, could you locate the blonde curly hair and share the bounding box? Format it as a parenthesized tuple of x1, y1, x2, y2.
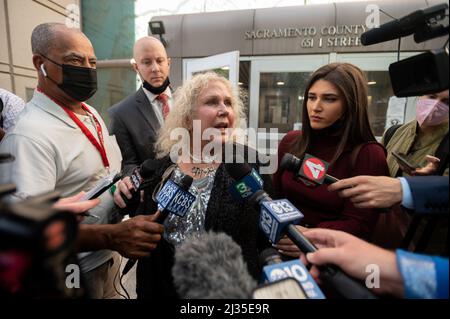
(155, 72, 246, 159)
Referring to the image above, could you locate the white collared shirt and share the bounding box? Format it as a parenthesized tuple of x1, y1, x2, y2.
(141, 85, 172, 126)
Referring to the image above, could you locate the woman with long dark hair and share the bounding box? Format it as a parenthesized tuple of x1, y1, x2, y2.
(273, 63, 389, 257)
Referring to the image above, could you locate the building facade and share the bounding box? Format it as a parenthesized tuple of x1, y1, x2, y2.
(1, 0, 81, 101)
(151, 0, 448, 145)
(0, 0, 135, 122)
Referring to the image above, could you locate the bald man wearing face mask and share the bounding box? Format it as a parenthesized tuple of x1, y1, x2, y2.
(108, 37, 172, 176)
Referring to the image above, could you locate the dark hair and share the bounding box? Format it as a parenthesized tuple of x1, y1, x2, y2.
(290, 62, 376, 163)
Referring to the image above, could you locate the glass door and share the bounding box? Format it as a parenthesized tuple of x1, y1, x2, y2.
(334, 52, 420, 137)
(183, 51, 240, 87)
(249, 55, 329, 155)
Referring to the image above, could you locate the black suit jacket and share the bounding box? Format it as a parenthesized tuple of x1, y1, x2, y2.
(108, 87, 162, 174)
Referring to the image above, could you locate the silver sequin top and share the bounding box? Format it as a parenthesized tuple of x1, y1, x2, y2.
(163, 166, 217, 246)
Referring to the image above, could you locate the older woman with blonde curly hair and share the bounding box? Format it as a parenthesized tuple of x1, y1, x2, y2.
(115, 72, 272, 299)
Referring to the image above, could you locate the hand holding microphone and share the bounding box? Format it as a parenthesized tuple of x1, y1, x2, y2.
(299, 228, 404, 297)
(113, 159, 160, 209)
(122, 170, 196, 275)
(109, 212, 164, 259)
(328, 175, 403, 209)
(281, 153, 390, 213)
(226, 160, 377, 299)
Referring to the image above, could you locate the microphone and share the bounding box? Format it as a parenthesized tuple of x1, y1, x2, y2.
(120, 159, 161, 210)
(226, 161, 310, 249)
(225, 162, 377, 299)
(360, 3, 448, 45)
(172, 231, 257, 299)
(122, 172, 195, 276)
(280, 153, 339, 185)
(281, 153, 389, 213)
(259, 248, 324, 299)
(226, 163, 264, 201)
(154, 174, 196, 223)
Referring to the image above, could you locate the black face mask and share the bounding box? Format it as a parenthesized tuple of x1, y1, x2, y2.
(40, 54, 97, 102)
(142, 77, 170, 95)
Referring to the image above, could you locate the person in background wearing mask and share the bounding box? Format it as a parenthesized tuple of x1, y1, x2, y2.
(374, 89, 449, 251)
(383, 90, 449, 177)
(0, 23, 164, 298)
(108, 36, 172, 175)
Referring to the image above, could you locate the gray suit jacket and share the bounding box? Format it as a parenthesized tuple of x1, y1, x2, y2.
(108, 87, 161, 174)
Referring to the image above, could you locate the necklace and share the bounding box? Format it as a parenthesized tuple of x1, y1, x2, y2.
(191, 165, 217, 178)
(185, 152, 220, 177)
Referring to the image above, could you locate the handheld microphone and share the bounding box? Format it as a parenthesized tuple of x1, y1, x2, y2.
(172, 231, 257, 298)
(226, 161, 309, 249)
(259, 248, 325, 299)
(122, 172, 195, 276)
(280, 153, 339, 185)
(225, 162, 264, 201)
(120, 159, 161, 211)
(281, 153, 389, 213)
(225, 162, 377, 299)
(360, 3, 448, 45)
(154, 174, 195, 223)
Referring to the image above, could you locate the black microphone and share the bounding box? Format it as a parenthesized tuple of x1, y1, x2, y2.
(226, 161, 316, 253)
(280, 153, 339, 185)
(122, 172, 195, 276)
(172, 231, 257, 298)
(120, 159, 161, 212)
(281, 153, 389, 213)
(360, 3, 448, 45)
(225, 162, 377, 299)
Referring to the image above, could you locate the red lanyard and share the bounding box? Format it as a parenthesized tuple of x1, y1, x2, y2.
(36, 88, 110, 169)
